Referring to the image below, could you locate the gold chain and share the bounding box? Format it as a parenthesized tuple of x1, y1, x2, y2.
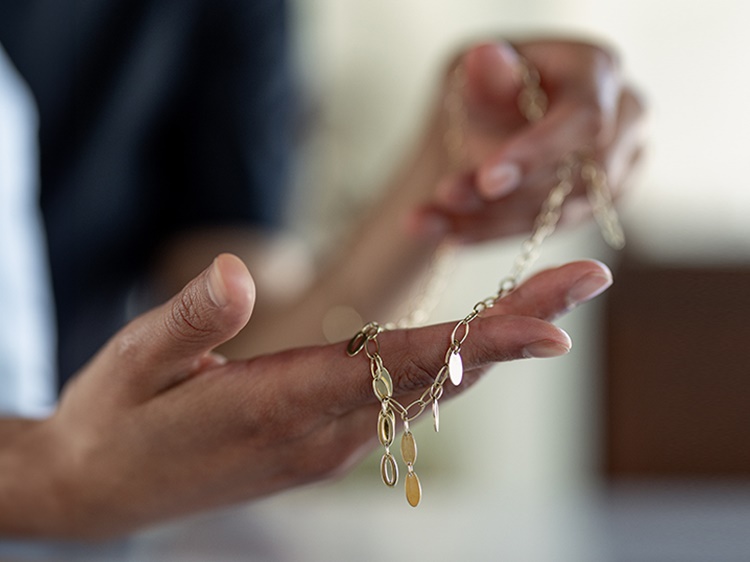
(347, 52, 625, 507)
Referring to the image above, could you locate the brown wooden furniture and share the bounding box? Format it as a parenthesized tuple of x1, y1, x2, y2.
(603, 255, 750, 477)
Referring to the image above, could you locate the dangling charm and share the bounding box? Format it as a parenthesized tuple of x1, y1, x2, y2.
(448, 349, 463, 386)
(377, 408, 396, 447)
(405, 471, 422, 508)
(380, 451, 398, 487)
(432, 399, 440, 433)
(372, 355, 399, 488)
(401, 428, 421, 507)
(372, 367, 393, 400)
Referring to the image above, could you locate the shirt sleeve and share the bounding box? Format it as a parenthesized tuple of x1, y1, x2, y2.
(0, 0, 295, 385)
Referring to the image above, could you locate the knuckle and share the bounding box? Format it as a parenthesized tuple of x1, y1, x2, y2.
(398, 356, 439, 394)
(164, 289, 215, 343)
(382, 332, 444, 395)
(110, 319, 150, 365)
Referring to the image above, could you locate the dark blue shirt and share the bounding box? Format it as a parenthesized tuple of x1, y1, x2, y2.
(0, 0, 293, 388)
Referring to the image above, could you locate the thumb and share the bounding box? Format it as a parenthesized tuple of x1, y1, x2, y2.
(463, 41, 523, 112)
(98, 253, 255, 400)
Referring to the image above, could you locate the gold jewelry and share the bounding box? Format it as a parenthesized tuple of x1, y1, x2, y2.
(348, 51, 625, 507)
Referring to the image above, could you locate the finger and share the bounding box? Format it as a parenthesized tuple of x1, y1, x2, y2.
(476, 42, 621, 199)
(174, 258, 601, 466)
(423, 43, 630, 242)
(271, 258, 586, 411)
(476, 102, 609, 198)
(603, 87, 647, 191)
(489, 259, 613, 320)
(97, 253, 256, 400)
(404, 171, 488, 239)
(337, 260, 613, 406)
(421, 87, 644, 244)
(434, 172, 483, 212)
(347, 315, 570, 411)
(228, 313, 569, 426)
(462, 41, 526, 129)
(557, 87, 645, 231)
(415, 176, 565, 243)
(459, 42, 527, 199)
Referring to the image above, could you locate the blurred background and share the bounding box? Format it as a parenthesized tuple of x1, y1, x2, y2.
(140, 1, 750, 560)
(6, 0, 748, 560)
(262, 1, 750, 560)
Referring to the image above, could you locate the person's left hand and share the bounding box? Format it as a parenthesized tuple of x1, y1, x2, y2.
(406, 38, 645, 243)
(6, 255, 611, 539)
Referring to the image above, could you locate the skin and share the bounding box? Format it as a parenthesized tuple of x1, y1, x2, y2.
(0, 255, 612, 539)
(153, 39, 643, 357)
(412, 39, 645, 241)
(0, 38, 644, 539)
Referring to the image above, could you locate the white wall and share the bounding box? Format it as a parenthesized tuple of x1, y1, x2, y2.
(291, 0, 750, 261)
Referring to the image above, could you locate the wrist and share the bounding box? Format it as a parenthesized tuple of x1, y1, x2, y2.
(0, 418, 76, 539)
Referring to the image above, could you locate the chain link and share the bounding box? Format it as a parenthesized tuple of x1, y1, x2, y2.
(582, 158, 626, 249)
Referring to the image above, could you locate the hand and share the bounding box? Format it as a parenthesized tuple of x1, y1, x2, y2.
(4, 255, 612, 539)
(407, 38, 645, 242)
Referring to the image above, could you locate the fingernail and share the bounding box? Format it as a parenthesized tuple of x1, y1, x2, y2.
(523, 334, 572, 359)
(477, 43, 520, 93)
(207, 258, 228, 307)
(190, 352, 228, 373)
(207, 352, 228, 367)
(566, 269, 613, 309)
(479, 163, 521, 199)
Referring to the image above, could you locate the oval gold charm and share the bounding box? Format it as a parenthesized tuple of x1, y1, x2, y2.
(380, 452, 398, 487)
(400, 431, 417, 465)
(372, 368, 393, 400)
(405, 471, 422, 507)
(448, 350, 463, 386)
(377, 409, 396, 447)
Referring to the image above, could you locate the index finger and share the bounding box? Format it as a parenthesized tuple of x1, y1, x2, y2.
(249, 259, 611, 415)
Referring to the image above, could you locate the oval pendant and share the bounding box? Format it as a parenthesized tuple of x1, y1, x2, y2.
(400, 431, 417, 465)
(377, 409, 396, 447)
(372, 368, 393, 400)
(380, 452, 398, 487)
(448, 350, 463, 386)
(405, 472, 422, 507)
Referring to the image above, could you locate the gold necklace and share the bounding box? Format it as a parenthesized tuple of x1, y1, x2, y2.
(347, 53, 625, 507)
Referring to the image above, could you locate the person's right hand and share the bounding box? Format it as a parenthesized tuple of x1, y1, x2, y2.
(406, 38, 645, 243)
(4, 254, 613, 539)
